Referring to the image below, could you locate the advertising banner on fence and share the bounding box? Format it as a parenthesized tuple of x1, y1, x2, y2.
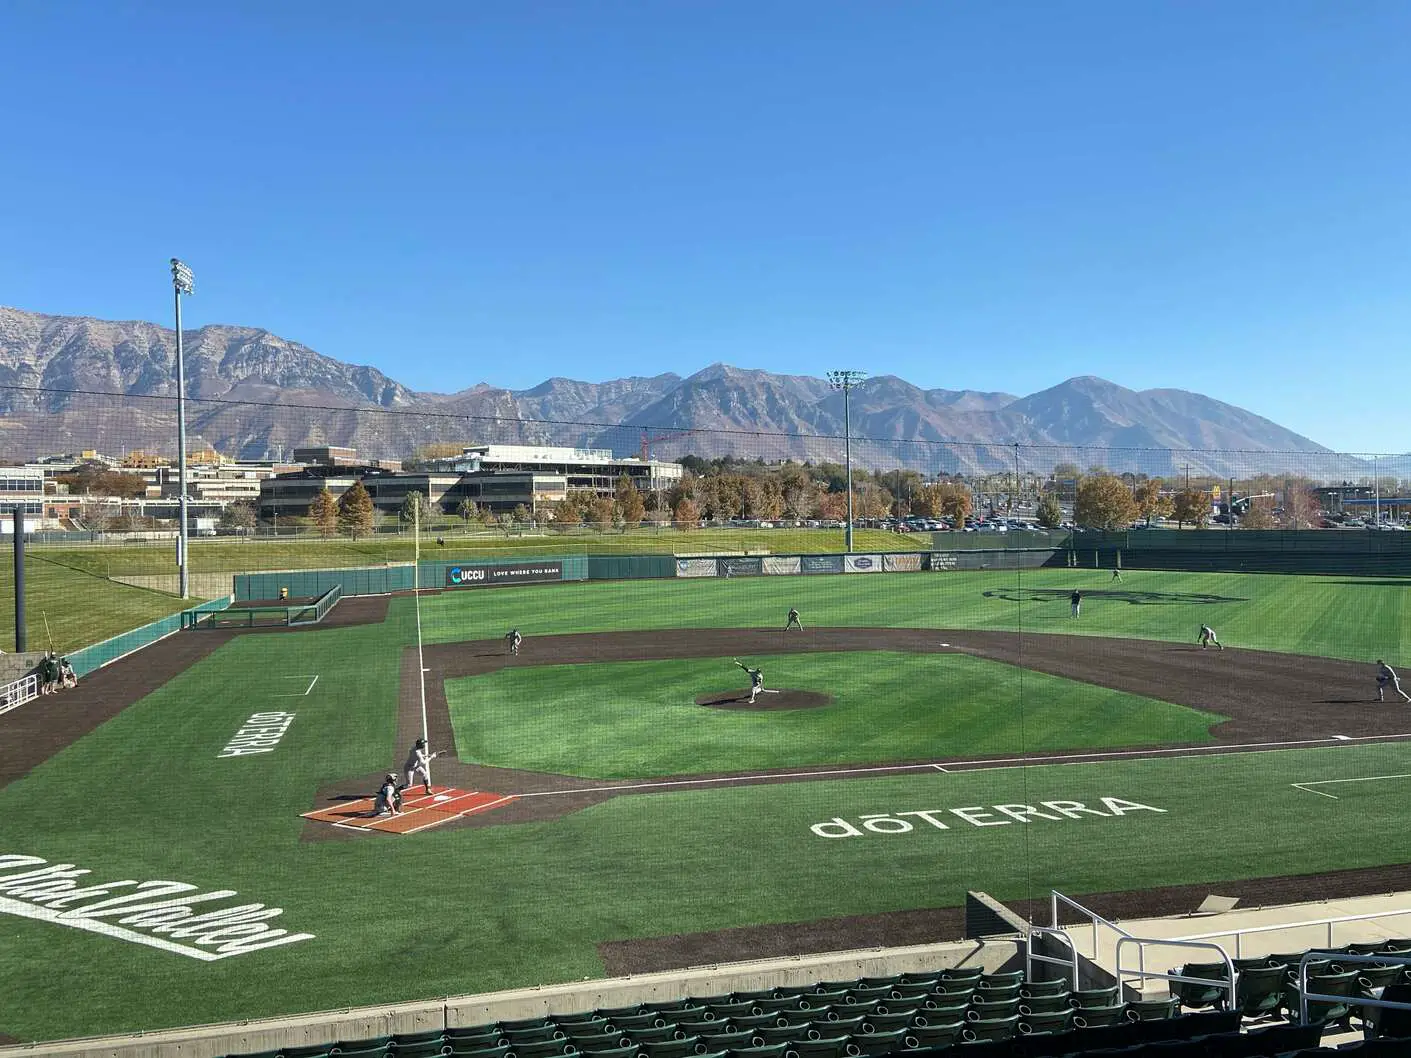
(762, 556, 802, 575)
(675, 559, 719, 578)
(883, 553, 924, 572)
(720, 557, 763, 577)
(929, 552, 959, 571)
(445, 561, 563, 588)
(844, 554, 883, 573)
(801, 555, 844, 574)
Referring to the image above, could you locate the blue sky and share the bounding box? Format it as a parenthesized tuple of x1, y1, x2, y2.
(2, 2, 1408, 452)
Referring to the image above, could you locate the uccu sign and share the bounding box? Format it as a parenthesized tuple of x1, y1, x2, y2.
(0, 854, 314, 960)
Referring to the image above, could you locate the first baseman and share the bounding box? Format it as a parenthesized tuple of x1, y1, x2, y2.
(1376, 660, 1411, 703)
(506, 628, 522, 655)
(1070, 589, 1082, 618)
(1199, 625, 1224, 650)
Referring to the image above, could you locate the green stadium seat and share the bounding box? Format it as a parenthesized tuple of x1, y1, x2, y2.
(802, 992, 849, 1008)
(958, 1014, 1020, 1043)
(641, 1039, 703, 1058)
(1070, 1003, 1127, 1028)
(965, 997, 1019, 1021)
(1281, 968, 1361, 1026)
(972, 982, 1021, 1002)
(881, 987, 929, 1005)
(568, 1034, 628, 1052)
(773, 1009, 822, 1027)
(1233, 964, 1286, 1019)
(790, 1037, 853, 1058)
(500, 1022, 557, 1036)
(841, 987, 893, 1005)
(583, 1050, 640, 1058)
(749, 999, 802, 1015)
(750, 1027, 806, 1047)
(726, 1016, 778, 1032)
(392, 1038, 445, 1055)
(510, 1043, 575, 1058)
(597, 1010, 646, 1023)
(898, 972, 941, 988)
(626, 1028, 685, 1045)
(1124, 996, 1180, 1021)
(815, 1017, 863, 1038)
(609, 1016, 667, 1032)
(842, 1028, 907, 1056)
(1018, 979, 1069, 999)
(901, 1022, 962, 1049)
(1169, 961, 1231, 1010)
(857, 976, 904, 990)
(334, 1039, 396, 1054)
(774, 985, 816, 999)
(556, 1014, 605, 1026)
(706, 1003, 758, 1021)
(724, 1046, 791, 1058)
(699, 1031, 748, 1052)
(857, 1011, 913, 1033)
(1017, 994, 1071, 1015)
(1016, 1009, 1073, 1036)
(979, 971, 1025, 989)
(731, 991, 777, 1004)
(283, 1046, 336, 1058)
(917, 998, 968, 1021)
(1068, 986, 1119, 1009)
(676, 1023, 719, 1038)
(392, 1044, 450, 1058)
(504, 1028, 566, 1046)
(938, 968, 983, 984)
(1353, 964, 1405, 995)
(558, 1022, 612, 1039)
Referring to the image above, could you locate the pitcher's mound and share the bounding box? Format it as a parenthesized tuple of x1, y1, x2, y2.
(696, 689, 833, 711)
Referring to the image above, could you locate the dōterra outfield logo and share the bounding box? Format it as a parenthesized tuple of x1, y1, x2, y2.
(0, 854, 314, 960)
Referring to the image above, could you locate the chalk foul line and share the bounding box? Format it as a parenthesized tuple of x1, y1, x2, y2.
(1290, 772, 1411, 800)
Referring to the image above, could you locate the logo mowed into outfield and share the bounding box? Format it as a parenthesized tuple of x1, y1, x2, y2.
(812, 797, 1166, 837)
(0, 854, 314, 960)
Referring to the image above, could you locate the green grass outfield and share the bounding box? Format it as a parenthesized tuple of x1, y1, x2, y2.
(1, 570, 1410, 1040)
(447, 653, 1223, 778)
(422, 567, 1411, 663)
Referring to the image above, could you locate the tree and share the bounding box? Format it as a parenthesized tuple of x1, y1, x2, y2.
(497, 511, 517, 537)
(456, 498, 479, 526)
(1171, 488, 1210, 529)
(1134, 478, 1173, 526)
(935, 482, 972, 525)
(614, 474, 646, 528)
(549, 495, 581, 531)
(910, 483, 943, 519)
(1074, 475, 1139, 530)
(77, 499, 113, 532)
(586, 495, 615, 532)
(399, 490, 435, 529)
(511, 503, 532, 525)
(219, 501, 258, 534)
(310, 489, 339, 538)
(672, 496, 700, 527)
(1239, 499, 1276, 530)
(337, 481, 375, 539)
(1035, 494, 1064, 529)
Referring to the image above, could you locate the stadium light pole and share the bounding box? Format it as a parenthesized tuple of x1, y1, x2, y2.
(170, 258, 195, 599)
(827, 371, 866, 552)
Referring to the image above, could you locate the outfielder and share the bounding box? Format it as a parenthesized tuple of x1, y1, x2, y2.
(1376, 660, 1411, 703)
(785, 607, 803, 631)
(506, 628, 523, 656)
(1070, 589, 1082, 618)
(403, 737, 439, 795)
(1199, 625, 1224, 651)
(1111, 568, 1123, 582)
(734, 659, 765, 704)
(374, 773, 403, 817)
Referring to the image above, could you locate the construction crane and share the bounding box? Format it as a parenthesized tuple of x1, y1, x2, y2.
(640, 429, 696, 463)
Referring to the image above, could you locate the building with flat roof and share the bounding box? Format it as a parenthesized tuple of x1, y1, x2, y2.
(429, 444, 683, 493)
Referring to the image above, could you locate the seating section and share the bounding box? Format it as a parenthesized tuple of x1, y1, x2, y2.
(219, 944, 1411, 1058)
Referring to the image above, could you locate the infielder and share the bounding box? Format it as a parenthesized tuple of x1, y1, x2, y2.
(1199, 625, 1224, 651)
(1111, 568, 1123, 583)
(374, 773, 403, 817)
(1070, 589, 1082, 618)
(734, 659, 765, 704)
(506, 628, 523, 656)
(785, 607, 803, 631)
(1376, 660, 1411, 703)
(403, 737, 439, 795)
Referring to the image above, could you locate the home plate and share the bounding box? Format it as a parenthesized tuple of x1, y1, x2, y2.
(303, 786, 517, 835)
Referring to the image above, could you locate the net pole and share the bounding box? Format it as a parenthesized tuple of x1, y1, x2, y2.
(414, 503, 429, 753)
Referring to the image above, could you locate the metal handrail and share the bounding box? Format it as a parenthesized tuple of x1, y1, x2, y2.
(1114, 936, 1237, 1008)
(1172, 908, 1411, 958)
(1050, 890, 1133, 958)
(1027, 926, 1080, 989)
(1296, 950, 1411, 1027)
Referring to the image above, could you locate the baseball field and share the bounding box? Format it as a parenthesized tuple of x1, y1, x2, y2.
(2, 566, 1410, 1043)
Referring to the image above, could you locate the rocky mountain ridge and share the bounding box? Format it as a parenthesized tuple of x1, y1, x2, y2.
(0, 306, 1344, 477)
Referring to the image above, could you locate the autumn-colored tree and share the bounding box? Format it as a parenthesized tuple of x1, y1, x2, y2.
(218, 500, 257, 534)
(1171, 488, 1210, 529)
(935, 482, 972, 525)
(586, 495, 616, 531)
(548, 496, 580, 532)
(1134, 478, 1173, 525)
(1036, 494, 1064, 529)
(614, 474, 646, 527)
(310, 489, 339, 538)
(672, 496, 700, 527)
(1074, 475, 1139, 530)
(1240, 499, 1276, 530)
(818, 491, 849, 521)
(511, 503, 532, 525)
(337, 481, 375, 539)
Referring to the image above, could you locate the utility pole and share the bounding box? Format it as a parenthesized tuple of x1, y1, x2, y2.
(170, 258, 195, 598)
(827, 371, 866, 552)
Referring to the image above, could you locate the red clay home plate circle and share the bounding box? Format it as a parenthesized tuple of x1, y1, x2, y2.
(695, 689, 833, 711)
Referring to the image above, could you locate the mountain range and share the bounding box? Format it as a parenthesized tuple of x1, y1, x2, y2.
(0, 306, 1350, 477)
